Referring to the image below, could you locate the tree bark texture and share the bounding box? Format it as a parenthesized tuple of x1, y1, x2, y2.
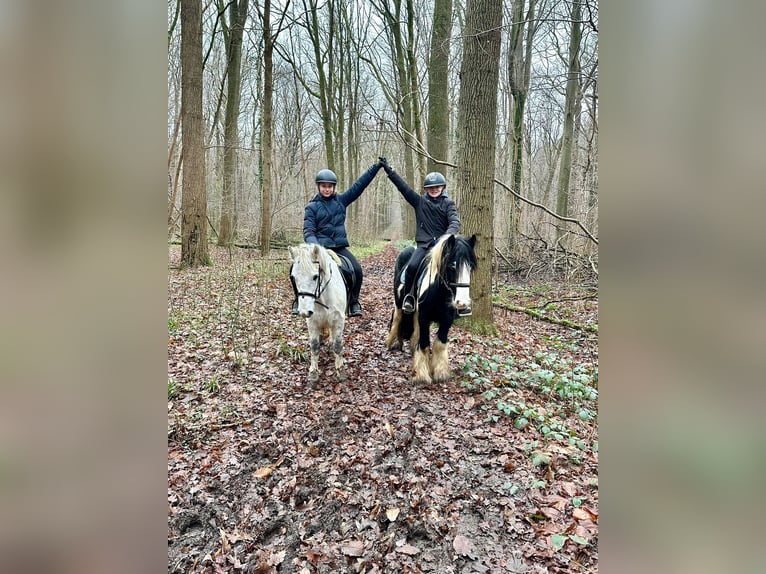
(180, 0, 209, 267)
(260, 0, 274, 256)
(426, 0, 453, 173)
(219, 0, 249, 246)
(556, 0, 582, 240)
(456, 0, 503, 326)
(507, 0, 536, 248)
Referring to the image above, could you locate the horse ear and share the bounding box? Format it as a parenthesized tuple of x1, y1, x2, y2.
(288, 246, 295, 260)
(446, 234, 456, 249)
(311, 244, 320, 259)
(468, 234, 477, 248)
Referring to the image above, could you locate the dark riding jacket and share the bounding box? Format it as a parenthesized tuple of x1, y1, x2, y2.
(304, 162, 380, 249)
(386, 169, 461, 247)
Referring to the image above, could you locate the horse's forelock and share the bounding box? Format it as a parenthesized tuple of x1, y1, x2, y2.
(293, 243, 322, 273)
(453, 236, 478, 270)
(424, 235, 476, 284)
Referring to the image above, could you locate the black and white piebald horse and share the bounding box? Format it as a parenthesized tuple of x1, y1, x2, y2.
(385, 234, 477, 384)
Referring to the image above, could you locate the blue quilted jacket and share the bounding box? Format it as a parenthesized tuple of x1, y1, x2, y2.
(303, 162, 380, 248)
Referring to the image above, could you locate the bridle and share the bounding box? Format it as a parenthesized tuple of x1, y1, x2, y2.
(439, 260, 471, 298)
(295, 259, 333, 309)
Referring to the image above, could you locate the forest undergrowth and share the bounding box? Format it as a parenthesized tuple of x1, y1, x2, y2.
(168, 243, 598, 573)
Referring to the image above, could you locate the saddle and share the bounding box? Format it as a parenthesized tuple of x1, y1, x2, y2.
(399, 254, 430, 297)
(327, 250, 356, 304)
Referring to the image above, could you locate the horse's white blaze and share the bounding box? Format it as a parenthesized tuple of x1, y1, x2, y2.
(454, 262, 472, 310)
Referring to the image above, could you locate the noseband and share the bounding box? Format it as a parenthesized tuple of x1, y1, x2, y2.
(439, 261, 471, 296)
(296, 260, 333, 309)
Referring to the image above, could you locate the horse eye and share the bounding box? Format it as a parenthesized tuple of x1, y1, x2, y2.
(312, 274, 318, 281)
(449, 262, 457, 269)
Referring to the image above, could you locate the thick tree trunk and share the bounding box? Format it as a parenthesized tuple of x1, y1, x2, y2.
(426, 0, 452, 172)
(456, 0, 502, 329)
(180, 0, 209, 267)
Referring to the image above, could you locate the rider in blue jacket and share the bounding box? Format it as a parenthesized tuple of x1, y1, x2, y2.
(291, 160, 384, 316)
(379, 157, 461, 313)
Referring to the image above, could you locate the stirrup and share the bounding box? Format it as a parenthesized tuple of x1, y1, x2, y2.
(402, 294, 415, 314)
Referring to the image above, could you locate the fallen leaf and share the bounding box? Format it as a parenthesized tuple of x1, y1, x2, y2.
(386, 507, 400, 521)
(550, 533, 567, 550)
(453, 534, 477, 558)
(396, 544, 420, 555)
(269, 549, 286, 565)
(573, 506, 599, 522)
(561, 482, 578, 497)
(218, 528, 230, 553)
(540, 506, 561, 520)
(341, 540, 365, 557)
(385, 420, 394, 438)
(253, 466, 273, 479)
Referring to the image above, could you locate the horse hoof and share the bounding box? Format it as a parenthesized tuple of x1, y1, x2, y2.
(411, 375, 432, 386)
(432, 371, 452, 383)
(387, 339, 402, 351)
(308, 371, 320, 385)
(336, 368, 347, 382)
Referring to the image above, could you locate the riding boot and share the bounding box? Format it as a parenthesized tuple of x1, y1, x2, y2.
(348, 300, 362, 317)
(401, 273, 416, 314)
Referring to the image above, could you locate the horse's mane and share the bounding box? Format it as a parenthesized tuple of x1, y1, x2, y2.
(425, 235, 450, 279)
(293, 243, 331, 273)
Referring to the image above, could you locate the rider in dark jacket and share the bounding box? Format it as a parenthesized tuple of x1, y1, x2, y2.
(379, 158, 461, 313)
(291, 160, 384, 316)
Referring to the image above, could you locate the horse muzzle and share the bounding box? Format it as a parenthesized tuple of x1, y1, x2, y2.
(454, 285, 472, 316)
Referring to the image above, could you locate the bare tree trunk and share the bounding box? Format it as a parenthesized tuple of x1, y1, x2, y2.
(426, 0, 453, 172)
(406, 0, 425, 182)
(305, 0, 335, 168)
(388, 0, 417, 239)
(507, 0, 536, 250)
(167, 111, 182, 227)
(180, 0, 209, 267)
(219, 0, 249, 246)
(456, 0, 502, 330)
(260, 0, 274, 256)
(555, 0, 582, 242)
(168, 149, 183, 230)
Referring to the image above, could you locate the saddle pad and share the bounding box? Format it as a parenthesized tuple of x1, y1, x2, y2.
(327, 250, 342, 266)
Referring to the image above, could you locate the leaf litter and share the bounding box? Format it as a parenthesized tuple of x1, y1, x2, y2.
(168, 244, 598, 573)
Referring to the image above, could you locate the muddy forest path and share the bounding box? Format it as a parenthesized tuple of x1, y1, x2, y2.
(168, 244, 599, 573)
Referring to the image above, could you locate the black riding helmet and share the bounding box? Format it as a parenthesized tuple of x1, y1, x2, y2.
(423, 171, 446, 189)
(315, 169, 338, 185)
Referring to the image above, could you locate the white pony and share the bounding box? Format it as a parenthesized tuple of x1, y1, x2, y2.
(288, 243, 347, 385)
